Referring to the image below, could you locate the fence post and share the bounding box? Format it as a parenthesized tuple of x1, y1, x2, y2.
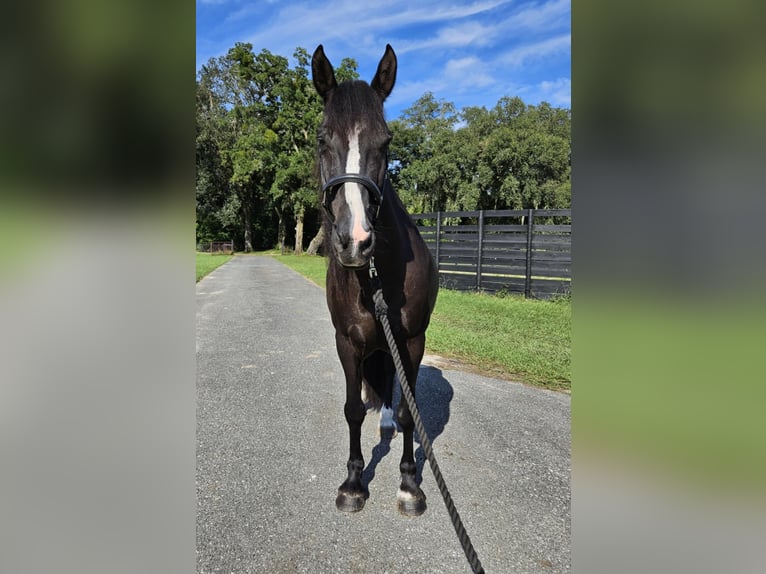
(435, 211, 441, 272)
(476, 210, 484, 290)
(524, 208, 534, 298)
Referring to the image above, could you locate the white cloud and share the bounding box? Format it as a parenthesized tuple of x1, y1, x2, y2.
(436, 21, 497, 47)
(394, 0, 510, 24)
(499, 33, 571, 67)
(537, 77, 571, 107)
(220, 0, 512, 55)
(385, 79, 447, 113)
(515, 77, 570, 108)
(390, 0, 570, 55)
(396, 21, 499, 53)
(444, 57, 496, 88)
(197, 0, 571, 115)
(508, 0, 570, 31)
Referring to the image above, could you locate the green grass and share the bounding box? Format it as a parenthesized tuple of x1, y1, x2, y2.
(268, 252, 328, 287)
(428, 289, 570, 390)
(196, 252, 233, 282)
(274, 253, 570, 390)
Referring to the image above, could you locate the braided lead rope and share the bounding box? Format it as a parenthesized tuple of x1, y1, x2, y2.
(369, 262, 485, 574)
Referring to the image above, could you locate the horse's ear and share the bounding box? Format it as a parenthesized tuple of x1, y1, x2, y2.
(312, 45, 337, 101)
(371, 44, 397, 102)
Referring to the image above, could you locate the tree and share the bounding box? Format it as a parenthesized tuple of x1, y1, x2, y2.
(270, 48, 323, 254)
(389, 93, 458, 212)
(196, 58, 238, 246)
(389, 93, 571, 215)
(479, 98, 571, 210)
(225, 46, 291, 251)
(196, 43, 571, 252)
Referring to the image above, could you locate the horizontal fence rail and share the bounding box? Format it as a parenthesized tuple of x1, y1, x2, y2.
(411, 209, 571, 299)
(197, 241, 234, 254)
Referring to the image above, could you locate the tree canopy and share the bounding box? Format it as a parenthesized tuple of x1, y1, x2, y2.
(196, 45, 570, 252)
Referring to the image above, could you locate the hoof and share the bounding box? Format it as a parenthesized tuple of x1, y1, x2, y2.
(397, 488, 427, 517)
(336, 490, 368, 513)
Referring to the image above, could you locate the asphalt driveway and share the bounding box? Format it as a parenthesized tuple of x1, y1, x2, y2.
(196, 255, 570, 573)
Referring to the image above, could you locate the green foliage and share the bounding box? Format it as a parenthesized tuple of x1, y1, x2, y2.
(196, 45, 570, 252)
(390, 95, 572, 213)
(196, 44, 323, 252)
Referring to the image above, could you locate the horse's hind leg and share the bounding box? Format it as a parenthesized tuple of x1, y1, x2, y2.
(334, 333, 368, 512)
(395, 333, 427, 516)
(380, 353, 397, 439)
(363, 350, 397, 439)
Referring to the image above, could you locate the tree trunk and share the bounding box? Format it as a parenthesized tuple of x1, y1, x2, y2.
(294, 210, 305, 255)
(243, 208, 253, 253)
(306, 226, 325, 256)
(276, 207, 286, 254)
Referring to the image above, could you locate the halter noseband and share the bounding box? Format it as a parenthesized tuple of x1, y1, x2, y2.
(321, 174, 385, 222)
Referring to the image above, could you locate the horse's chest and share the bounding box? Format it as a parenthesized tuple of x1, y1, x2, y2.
(327, 264, 429, 349)
(328, 294, 378, 339)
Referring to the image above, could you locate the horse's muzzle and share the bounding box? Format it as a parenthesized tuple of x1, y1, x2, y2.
(323, 173, 380, 267)
(332, 224, 375, 268)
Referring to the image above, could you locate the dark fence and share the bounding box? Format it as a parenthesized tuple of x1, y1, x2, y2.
(411, 209, 571, 299)
(197, 241, 234, 254)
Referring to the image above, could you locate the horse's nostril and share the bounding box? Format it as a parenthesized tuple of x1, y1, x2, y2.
(360, 234, 374, 254)
(334, 231, 350, 250)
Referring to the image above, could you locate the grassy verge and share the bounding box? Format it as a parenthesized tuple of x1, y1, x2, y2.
(196, 252, 233, 282)
(273, 253, 570, 390)
(266, 252, 328, 287)
(428, 290, 570, 390)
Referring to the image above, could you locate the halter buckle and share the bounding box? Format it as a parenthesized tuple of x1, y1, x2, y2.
(368, 256, 378, 280)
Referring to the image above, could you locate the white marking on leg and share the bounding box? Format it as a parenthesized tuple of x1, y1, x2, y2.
(397, 489, 418, 501)
(378, 405, 397, 438)
(361, 381, 371, 405)
(344, 126, 371, 252)
(380, 405, 395, 428)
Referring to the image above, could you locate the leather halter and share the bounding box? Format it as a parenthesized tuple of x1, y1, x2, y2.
(321, 174, 385, 222)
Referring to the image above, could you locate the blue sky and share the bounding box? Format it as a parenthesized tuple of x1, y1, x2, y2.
(196, 0, 570, 119)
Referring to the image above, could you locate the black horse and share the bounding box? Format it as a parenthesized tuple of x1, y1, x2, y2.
(312, 44, 439, 516)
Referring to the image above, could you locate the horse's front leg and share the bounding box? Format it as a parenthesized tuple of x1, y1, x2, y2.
(396, 333, 427, 516)
(334, 333, 368, 512)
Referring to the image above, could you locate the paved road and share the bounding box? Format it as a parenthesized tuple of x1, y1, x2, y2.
(197, 256, 570, 574)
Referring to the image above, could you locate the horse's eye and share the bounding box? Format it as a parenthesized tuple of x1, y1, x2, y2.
(318, 129, 332, 147)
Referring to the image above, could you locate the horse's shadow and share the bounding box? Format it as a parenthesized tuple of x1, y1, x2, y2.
(362, 365, 453, 488)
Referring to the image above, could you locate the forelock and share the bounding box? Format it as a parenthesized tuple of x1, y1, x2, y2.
(323, 81, 387, 134)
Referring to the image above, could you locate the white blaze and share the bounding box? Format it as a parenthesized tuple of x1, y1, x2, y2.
(345, 126, 371, 249)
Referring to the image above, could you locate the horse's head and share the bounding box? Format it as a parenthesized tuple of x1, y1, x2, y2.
(312, 44, 397, 268)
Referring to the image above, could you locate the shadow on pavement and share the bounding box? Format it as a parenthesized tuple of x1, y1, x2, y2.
(362, 365, 454, 488)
